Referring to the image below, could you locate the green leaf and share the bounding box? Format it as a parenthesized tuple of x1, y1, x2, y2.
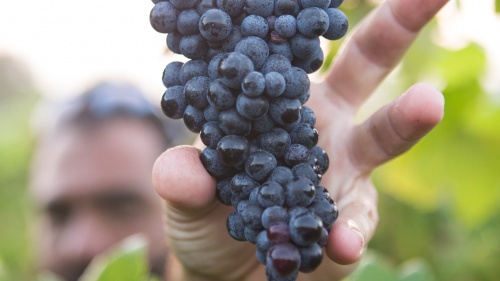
(397, 259, 437, 281)
(79, 235, 150, 281)
(349, 252, 397, 281)
(36, 272, 64, 281)
(496, 0, 500, 13)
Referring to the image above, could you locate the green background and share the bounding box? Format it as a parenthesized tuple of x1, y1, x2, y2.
(1, 0, 499, 280)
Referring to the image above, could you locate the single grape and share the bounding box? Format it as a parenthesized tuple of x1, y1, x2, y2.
(262, 206, 289, 229)
(170, 0, 198, 10)
(161, 85, 186, 119)
(260, 54, 292, 74)
(231, 172, 260, 206)
(268, 97, 302, 126)
(218, 108, 252, 136)
(245, 0, 275, 17)
(268, 41, 294, 62)
(258, 128, 292, 159)
(150, 1, 179, 33)
(300, 106, 316, 126)
(241, 15, 270, 38)
(217, 135, 249, 166)
(329, 0, 344, 8)
(227, 210, 247, 241)
(197, 0, 217, 15)
(235, 36, 270, 70)
(308, 197, 338, 229)
(291, 162, 322, 185)
(267, 166, 294, 187)
(166, 31, 182, 54)
(199, 9, 233, 41)
(200, 147, 236, 179)
(298, 243, 323, 272)
(289, 123, 318, 149)
(285, 177, 316, 207)
(218, 52, 255, 89)
(267, 243, 301, 277)
(284, 143, 310, 167)
(200, 121, 224, 148)
(267, 221, 291, 244)
(300, 0, 331, 9)
(242, 71, 266, 97)
(296, 7, 329, 37)
(275, 15, 297, 38)
(217, 0, 245, 17)
(236, 94, 270, 120)
(183, 105, 207, 133)
(179, 34, 209, 59)
(177, 9, 200, 35)
(179, 59, 209, 85)
(264, 72, 286, 98)
(258, 181, 286, 207)
(184, 76, 211, 108)
(289, 33, 320, 60)
(204, 104, 221, 121)
(241, 202, 265, 230)
(162, 61, 184, 87)
(282, 67, 310, 99)
(216, 177, 233, 206)
(292, 47, 324, 74)
(245, 150, 278, 182)
(222, 26, 244, 52)
(323, 8, 348, 40)
(250, 112, 277, 136)
(289, 212, 323, 246)
(274, 0, 301, 16)
(309, 146, 329, 174)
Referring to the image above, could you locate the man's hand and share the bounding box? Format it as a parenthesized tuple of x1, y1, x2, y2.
(153, 0, 448, 280)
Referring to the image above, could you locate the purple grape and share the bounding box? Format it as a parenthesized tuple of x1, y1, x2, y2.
(150, 1, 179, 33)
(199, 9, 233, 41)
(258, 181, 286, 207)
(285, 177, 316, 207)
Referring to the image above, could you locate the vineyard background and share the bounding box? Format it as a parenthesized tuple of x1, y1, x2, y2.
(1, 0, 499, 280)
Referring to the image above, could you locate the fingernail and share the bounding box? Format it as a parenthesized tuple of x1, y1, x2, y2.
(347, 220, 365, 257)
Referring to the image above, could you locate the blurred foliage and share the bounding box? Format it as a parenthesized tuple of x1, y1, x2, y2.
(78, 236, 160, 281)
(347, 251, 438, 281)
(0, 56, 38, 281)
(336, 1, 500, 281)
(1, 0, 499, 281)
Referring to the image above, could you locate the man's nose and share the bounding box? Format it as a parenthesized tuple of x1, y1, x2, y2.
(56, 211, 116, 263)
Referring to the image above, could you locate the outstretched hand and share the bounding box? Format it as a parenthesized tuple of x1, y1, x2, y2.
(153, 0, 448, 280)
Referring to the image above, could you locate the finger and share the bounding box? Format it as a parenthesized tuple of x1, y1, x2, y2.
(153, 146, 260, 279)
(153, 145, 217, 211)
(326, 0, 449, 108)
(326, 180, 379, 265)
(349, 83, 444, 172)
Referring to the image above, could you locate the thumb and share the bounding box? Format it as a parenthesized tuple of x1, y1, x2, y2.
(153, 145, 217, 211)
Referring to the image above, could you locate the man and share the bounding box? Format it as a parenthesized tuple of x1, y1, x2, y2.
(30, 82, 191, 280)
(152, 0, 448, 280)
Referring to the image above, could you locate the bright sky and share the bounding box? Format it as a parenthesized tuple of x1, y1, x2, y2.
(0, 0, 498, 101)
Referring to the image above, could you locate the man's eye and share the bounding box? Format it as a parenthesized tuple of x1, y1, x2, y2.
(102, 199, 143, 220)
(47, 203, 71, 225)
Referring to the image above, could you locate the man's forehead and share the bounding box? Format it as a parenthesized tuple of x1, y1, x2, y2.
(31, 120, 162, 206)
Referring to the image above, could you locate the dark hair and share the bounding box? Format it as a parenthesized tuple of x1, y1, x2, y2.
(51, 81, 193, 148)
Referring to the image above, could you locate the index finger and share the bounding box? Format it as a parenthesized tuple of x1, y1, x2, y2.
(325, 0, 449, 109)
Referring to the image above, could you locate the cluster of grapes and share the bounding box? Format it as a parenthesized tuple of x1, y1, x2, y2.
(149, 0, 348, 280)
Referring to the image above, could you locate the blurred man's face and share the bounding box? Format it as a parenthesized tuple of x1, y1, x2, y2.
(31, 118, 167, 281)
